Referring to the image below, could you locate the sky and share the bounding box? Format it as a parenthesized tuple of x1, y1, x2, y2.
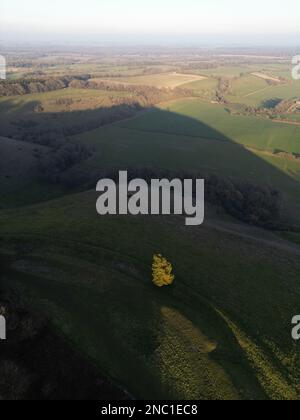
(1, 0, 300, 45)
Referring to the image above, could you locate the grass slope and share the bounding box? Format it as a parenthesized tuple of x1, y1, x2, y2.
(0, 136, 66, 208)
(237, 81, 300, 107)
(0, 190, 300, 399)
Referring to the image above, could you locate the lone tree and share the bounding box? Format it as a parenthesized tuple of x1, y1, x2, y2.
(152, 254, 175, 288)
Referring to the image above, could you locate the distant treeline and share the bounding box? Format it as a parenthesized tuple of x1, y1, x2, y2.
(227, 98, 299, 119)
(0, 75, 90, 97)
(128, 169, 281, 229)
(0, 75, 192, 103)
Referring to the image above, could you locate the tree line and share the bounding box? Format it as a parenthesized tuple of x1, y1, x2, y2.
(69, 79, 192, 106)
(75, 167, 282, 230)
(36, 143, 93, 184)
(0, 75, 90, 97)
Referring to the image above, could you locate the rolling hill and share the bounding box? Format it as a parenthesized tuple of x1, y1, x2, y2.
(1, 50, 300, 400)
(1, 190, 300, 399)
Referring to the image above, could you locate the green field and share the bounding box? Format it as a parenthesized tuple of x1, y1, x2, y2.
(231, 81, 300, 107)
(198, 66, 253, 78)
(181, 77, 219, 100)
(228, 74, 269, 98)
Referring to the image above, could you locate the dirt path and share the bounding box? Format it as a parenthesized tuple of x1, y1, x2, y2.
(244, 86, 271, 98)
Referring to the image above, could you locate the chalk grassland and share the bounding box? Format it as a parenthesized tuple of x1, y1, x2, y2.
(1, 191, 300, 400)
(0, 136, 68, 208)
(98, 72, 207, 88)
(154, 100, 300, 154)
(227, 77, 300, 107)
(195, 63, 292, 79)
(227, 74, 269, 98)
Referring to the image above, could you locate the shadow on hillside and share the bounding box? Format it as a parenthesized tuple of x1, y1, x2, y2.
(1, 97, 300, 397)
(1, 97, 300, 220)
(261, 98, 283, 109)
(0, 98, 144, 142)
(0, 240, 268, 400)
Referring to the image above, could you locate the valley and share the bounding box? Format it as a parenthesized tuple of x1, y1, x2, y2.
(1, 46, 300, 400)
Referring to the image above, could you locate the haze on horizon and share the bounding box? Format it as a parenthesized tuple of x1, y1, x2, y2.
(1, 0, 300, 46)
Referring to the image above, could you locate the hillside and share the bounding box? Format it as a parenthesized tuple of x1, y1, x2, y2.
(0, 136, 46, 195)
(1, 47, 300, 401)
(1, 190, 300, 399)
(70, 99, 300, 225)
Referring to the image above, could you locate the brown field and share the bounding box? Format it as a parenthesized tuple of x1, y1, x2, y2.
(98, 72, 207, 88)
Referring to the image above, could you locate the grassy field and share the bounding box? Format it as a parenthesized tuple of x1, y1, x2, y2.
(231, 80, 300, 107)
(0, 87, 131, 113)
(181, 77, 219, 100)
(0, 136, 45, 195)
(228, 74, 269, 98)
(100, 72, 207, 88)
(72, 119, 300, 189)
(1, 190, 300, 399)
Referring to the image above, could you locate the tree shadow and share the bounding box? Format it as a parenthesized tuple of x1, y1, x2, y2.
(261, 98, 282, 109)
